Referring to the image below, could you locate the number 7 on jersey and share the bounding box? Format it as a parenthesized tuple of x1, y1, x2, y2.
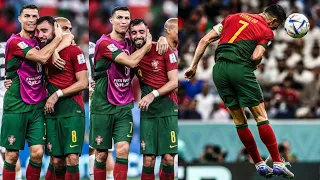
(228, 20, 249, 43)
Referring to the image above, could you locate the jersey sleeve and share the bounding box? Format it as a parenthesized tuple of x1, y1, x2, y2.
(98, 40, 123, 61)
(213, 23, 223, 36)
(71, 47, 88, 73)
(164, 48, 178, 72)
(9, 39, 33, 58)
(258, 29, 274, 49)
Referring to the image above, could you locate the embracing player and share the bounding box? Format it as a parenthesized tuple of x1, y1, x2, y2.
(88, 41, 115, 180)
(89, 6, 152, 180)
(129, 19, 178, 180)
(1, 4, 63, 179)
(185, 4, 294, 178)
(33, 16, 88, 179)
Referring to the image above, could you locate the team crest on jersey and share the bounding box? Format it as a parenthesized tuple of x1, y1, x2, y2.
(107, 44, 118, 52)
(47, 142, 52, 152)
(17, 41, 28, 49)
(8, 135, 16, 145)
(141, 141, 146, 151)
(151, 60, 160, 72)
(169, 53, 177, 63)
(36, 62, 42, 73)
(95, 136, 103, 145)
(77, 54, 85, 64)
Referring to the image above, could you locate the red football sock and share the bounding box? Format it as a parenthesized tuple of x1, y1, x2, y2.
(26, 160, 42, 180)
(94, 159, 106, 180)
(160, 165, 174, 180)
(45, 168, 54, 180)
(65, 165, 79, 180)
(114, 158, 128, 180)
(3, 161, 16, 180)
(236, 124, 263, 164)
(65, 172, 79, 180)
(258, 121, 282, 162)
(158, 163, 163, 178)
(141, 166, 154, 180)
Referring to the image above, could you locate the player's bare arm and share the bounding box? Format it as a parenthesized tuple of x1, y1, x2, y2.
(25, 22, 63, 63)
(251, 45, 266, 66)
(52, 33, 74, 70)
(184, 27, 220, 80)
(44, 70, 88, 113)
(114, 29, 152, 68)
(139, 69, 178, 111)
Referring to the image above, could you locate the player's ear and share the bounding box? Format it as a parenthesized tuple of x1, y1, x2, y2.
(109, 17, 113, 24)
(18, 15, 21, 23)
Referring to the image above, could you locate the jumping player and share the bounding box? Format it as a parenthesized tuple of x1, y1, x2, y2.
(184, 4, 294, 179)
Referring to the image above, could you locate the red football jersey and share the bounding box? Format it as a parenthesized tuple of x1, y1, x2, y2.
(46, 45, 87, 108)
(219, 13, 274, 46)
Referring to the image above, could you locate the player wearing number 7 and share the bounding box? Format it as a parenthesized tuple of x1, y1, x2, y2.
(185, 4, 294, 179)
(130, 19, 178, 180)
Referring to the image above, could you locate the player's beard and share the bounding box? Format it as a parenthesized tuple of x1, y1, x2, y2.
(39, 38, 53, 48)
(134, 37, 146, 49)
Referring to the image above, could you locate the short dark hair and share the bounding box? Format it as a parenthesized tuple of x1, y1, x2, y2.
(129, 18, 147, 28)
(111, 6, 130, 16)
(20, 4, 38, 15)
(264, 4, 286, 24)
(37, 16, 56, 26)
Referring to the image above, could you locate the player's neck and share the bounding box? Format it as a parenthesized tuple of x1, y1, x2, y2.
(110, 30, 125, 42)
(19, 29, 35, 39)
(259, 13, 270, 23)
(169, 39, 178, 50)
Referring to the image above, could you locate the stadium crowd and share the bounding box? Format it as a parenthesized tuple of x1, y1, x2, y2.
(178, 0, 320, 120)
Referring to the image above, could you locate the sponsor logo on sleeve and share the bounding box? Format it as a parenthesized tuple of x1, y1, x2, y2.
(107, 44, 118, 52)
(169, 53, 177, 63)
(17, 42, 28, 49)
(77, 54, 85, 64)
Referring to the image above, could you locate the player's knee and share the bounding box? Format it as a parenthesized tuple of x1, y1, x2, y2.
(143, 155, 156, 167)
(66, 154, 79, 166)
(95, 150, 108, 162)
(30, 148, 44, 163)
(5, 150, 19, 163)
(162, 154, 175, 166)
(116, 143, 129, 158)
(52, 157, 65, 169)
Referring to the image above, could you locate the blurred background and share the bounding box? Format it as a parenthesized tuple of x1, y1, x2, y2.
(89, 0, 178, 179)
(178, 0, 320, 179)
(0, 0, 89, 178)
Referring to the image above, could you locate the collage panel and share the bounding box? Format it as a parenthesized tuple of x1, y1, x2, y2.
(89, 0, 178, 180)
(178, 0, 320, 180)
(0, 0, 89, 179)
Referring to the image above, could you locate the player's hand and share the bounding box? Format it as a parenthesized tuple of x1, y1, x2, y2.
(4, 77, 12, 89)
(52, 50, 66, 70)
(144, 29, 152, 51)
(44, 93, 59, 114)
(184, 67, 197, 80)
(138, 93, 155, 111)
(90, 80, 96, 90)
(54, 22, 63, 39)
(156, 36, 168, 55)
